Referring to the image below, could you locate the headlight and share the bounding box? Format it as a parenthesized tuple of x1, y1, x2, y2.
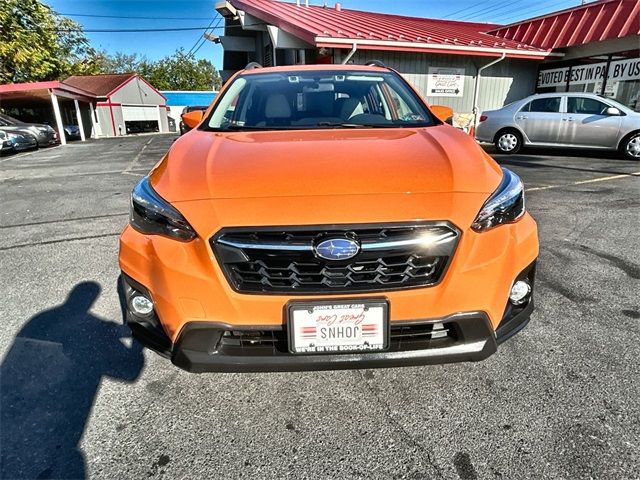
(130, 177, 196, 241)
(471, 168, 525, 232)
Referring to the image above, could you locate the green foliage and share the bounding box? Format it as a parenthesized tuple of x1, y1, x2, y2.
(99, 48, 221, 91)
(145, 48, 221, 91)
(0, 0, 96, 82)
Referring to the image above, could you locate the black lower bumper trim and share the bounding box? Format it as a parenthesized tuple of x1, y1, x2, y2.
(119, 274, 172, 357)
(121, 258, 537, 373)
(171, 312, 498, 373)
(496, 299, 534, 345)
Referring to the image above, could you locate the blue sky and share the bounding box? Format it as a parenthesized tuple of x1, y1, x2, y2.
(44, 0, 582, 68)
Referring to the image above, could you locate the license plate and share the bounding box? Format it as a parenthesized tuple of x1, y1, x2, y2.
(287, 299, 389, 354)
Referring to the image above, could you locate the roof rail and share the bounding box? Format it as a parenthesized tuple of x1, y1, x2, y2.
(365, 60, 387, 68)
(244, 62, 263, 70)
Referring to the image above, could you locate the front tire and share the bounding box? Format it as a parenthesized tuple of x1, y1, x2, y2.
(621, 132, 640, 161)
(495, 129, 522, 154)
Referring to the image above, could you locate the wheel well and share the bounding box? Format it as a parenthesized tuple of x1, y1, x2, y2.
(618, 130, 640, 151)
(494, 127, 522, 144)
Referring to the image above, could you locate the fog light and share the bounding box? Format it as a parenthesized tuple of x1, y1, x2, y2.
(131, 295, 154, 315)
(509, 280, 531, 305)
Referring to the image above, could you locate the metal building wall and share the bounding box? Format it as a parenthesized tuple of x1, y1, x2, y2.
(339, 50, 539, 114)
(95, 106, 116, 137)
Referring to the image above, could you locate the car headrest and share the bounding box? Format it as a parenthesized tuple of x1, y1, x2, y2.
(339, 98, 363, 120)
(265, 94, 292, 119)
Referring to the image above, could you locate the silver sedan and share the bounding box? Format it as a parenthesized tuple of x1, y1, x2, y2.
(475, 93, 640, 160)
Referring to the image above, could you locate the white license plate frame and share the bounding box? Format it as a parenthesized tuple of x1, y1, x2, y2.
(286, 299, 390, 354)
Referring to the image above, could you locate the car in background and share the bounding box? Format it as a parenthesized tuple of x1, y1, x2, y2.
(179, 106, 209, 135)
(0, 113, 57, 147)
(0, 124, 43, 151)
(476, 93, 640, 160)
(63, 124, 81, 140)
(0, 131, 12, 154)
(2, 130, 38, 152)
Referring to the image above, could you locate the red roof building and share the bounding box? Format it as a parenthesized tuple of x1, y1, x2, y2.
(215, 0, 639, 119)
(0, 74, 170, 140)
(64, 74, 138, 97)
(228, 0, 552, 59)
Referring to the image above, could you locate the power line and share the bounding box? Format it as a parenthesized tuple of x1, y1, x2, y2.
(459, 0, 529, 21)
(188, 17, 224, 58)
(492, 0, 577, 22)
(36, 23, 260, 34)
(50, 26, 222, 33)
(442, 0, 508, 19)
(186, 16, 219, 57)
(454, 0, 517, 21)
(56, 12, 210, 21)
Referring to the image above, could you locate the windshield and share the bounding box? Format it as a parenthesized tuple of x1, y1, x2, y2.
(203, 70, 436, 131)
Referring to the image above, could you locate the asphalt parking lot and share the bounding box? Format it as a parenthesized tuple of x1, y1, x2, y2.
(1, 134, 639, 480)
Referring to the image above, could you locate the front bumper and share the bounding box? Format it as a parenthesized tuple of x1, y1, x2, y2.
(119, 194, 539, 372)
(121, 262, 535, 373)
(35, 131, 57, 146)
(12, 139, 38, 151)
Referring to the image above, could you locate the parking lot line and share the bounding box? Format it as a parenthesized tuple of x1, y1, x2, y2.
(0, 212, 128, 230)
(526, 170, 640, 192)
(123, 137, 154, 173)
(0, 169, 150, 181)
(0, 232, 120, 252)
(0, 146, 62, 163)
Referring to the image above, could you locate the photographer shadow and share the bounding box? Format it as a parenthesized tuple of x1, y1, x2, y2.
(1, 281, 144, 479)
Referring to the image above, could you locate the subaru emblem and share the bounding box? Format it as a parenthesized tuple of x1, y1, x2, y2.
(314, 238, 360, 261)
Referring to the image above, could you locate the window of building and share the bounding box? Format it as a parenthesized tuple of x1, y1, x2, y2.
(536, 51, 639, 112)
(604, 52, 640, 112)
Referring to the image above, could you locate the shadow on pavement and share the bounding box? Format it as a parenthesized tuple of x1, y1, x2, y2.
(0, 281, 144, 480)
(483, 145, 625, 161)
(494, 157, 636, 177)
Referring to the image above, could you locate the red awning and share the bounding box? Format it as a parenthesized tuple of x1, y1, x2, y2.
(230, 0, 555, 59)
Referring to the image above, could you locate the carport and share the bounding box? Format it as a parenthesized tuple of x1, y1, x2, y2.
(0, 81, 96, 145)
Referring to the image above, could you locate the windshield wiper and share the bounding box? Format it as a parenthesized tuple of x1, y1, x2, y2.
(315, 122, 385, 128)
(218, 125, 266, 131)
(212, 125, 288, 132)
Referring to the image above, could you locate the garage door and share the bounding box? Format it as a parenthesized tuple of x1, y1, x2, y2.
(122, 105, 158, 122)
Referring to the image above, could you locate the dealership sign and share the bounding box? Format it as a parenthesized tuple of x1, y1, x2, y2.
(427, 67, 464, 97)
(538, 57, 640, 88)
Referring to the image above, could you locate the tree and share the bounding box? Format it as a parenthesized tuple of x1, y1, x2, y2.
(95, 48, 222, 91)
(145, 48, 221, 91)
(0, 0, 96, 83)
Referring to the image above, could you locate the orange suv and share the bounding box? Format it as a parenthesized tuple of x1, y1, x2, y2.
(119, 63, 538, 372)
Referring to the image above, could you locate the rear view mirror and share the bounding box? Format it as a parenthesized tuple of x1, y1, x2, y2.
(605, 107, 622, 116)
(431, 105, 454, 123)
(182, 110, 204, 129)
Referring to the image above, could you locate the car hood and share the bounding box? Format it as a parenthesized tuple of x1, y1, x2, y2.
(0, 126, 35, 135)
(150, 126, 503, 202)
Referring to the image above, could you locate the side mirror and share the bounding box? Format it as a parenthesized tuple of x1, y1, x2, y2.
(605, 107, 621, 116)
(181, 110, 204, 129)
(431, 105, 454, 123)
